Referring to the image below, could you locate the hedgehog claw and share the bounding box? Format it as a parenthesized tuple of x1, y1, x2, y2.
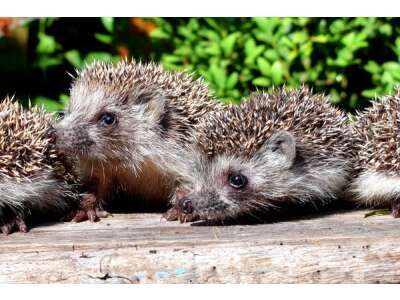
(179, 213, 196, 223)
(1, 217, 28, 235)
(72, 209, 111, 223)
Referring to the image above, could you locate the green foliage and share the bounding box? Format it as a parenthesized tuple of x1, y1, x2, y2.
(150, 17, 400, 109)
(1, 17, 400, 112)
(34, 18, 120, 72)
(34, 94, 69, 112)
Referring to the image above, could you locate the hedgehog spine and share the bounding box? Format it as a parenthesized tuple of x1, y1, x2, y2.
(0, 98, 80, 234)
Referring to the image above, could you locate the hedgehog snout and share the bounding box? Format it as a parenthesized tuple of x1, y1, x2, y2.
(53, 124, 94, 156)
(179, 190, 228, 217)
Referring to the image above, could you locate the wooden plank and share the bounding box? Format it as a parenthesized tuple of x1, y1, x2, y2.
(0, 209, 399, 283)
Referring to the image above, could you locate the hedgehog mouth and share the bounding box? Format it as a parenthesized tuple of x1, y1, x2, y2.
(192, 206, 236, 223)
(56, 143, 87, 158)
(177, 210, 227, 224)
(174, 204, 231, 223)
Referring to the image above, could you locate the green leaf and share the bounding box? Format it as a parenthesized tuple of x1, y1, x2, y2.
(226, 72, 239, 89)
(150, 28, 170, 39)
(253, 17, 273, 32)
(361, 88, 379, 98)
(188, 18, 200, 31)
(394, 37, 400, 57)
(342, 32, 356, 46)
(204, 18, 222, 31)
(209, 64, 226, 90)
(271, 61, 284, 84)
(379, 23, 392, 36)
(59, 94, 70, 106)
(299, 42, 313, 59)
(382, 71, 395, 85)
(244, 38, 257, 57)
(162, 54, 183, 64)
(329, 19, 346, 34)
(175, 45, 192, 56)
(177, 26, 193, 39)
(84, 52, 117, 64)
(264, 49, 279, 62)
(364, 61, 381, 74)
(33, 96, 63, 112)
(221, 33, 238, 57)
(35, 55, 63, 69)
(244, 38, 265, 67)
(257, 57, 271, 76)
(384, 62, 400, 81)
(95, 33, 112, 44)
(384, 61, 400, 73)
(311, 35, 328, 43)
(291, 31, 308, 44)
(64, 50, 83, 68)
(101, 17, 114, 32)
(252, 77, 271, 87)
(204, 43, 221, 56)
(36, 32, 60, 54)
(200, 29, 220, 42)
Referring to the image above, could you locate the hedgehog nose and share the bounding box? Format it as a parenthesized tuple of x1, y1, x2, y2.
(181, 199, 193, 214)
(46, 127, 57, 143)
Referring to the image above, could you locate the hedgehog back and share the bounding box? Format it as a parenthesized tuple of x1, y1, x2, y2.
(195, 88, 350, 164)
(0, 99, 75, 183)
(352, 90, 400, 176)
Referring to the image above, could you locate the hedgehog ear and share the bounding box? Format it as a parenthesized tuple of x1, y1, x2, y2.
(144, 94, 166, 116)
(258, 130, 296, 167)
(136, 89, 167, 118)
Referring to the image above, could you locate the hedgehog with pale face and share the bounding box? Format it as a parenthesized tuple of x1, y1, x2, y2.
(0, 98, 79, 234)
(53, 60, 222, 221)
(171, 88, 352, 223)
(349, 89, 400, 217)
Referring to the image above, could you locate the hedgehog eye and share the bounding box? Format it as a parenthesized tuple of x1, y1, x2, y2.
(99, 113, 116, 126)
(228, 173, 248, 189)
(57, 111, 65, 120)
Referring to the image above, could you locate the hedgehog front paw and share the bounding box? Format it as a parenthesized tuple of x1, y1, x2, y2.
(1, 216, 28, 235)
(72, 208, 110, 222)
(71, 194, 111, 223)
(162, 207, 180, 221)
(162, 207, 197, 223)
(163, 187, 197, 223)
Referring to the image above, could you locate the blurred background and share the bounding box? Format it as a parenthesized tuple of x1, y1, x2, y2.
(1, 17, 400, 113)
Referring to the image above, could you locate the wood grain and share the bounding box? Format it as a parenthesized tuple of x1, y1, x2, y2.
(0, 210, 399, 283)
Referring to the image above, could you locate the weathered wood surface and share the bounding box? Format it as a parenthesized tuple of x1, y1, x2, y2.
(0, 209, 399, 283)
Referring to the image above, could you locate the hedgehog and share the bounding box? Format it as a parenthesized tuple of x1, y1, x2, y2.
(168, 87, 352, 223)
(0, 97, 80, 234)
(52, 59, 222, 221)
(348, 88, 400, 217)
